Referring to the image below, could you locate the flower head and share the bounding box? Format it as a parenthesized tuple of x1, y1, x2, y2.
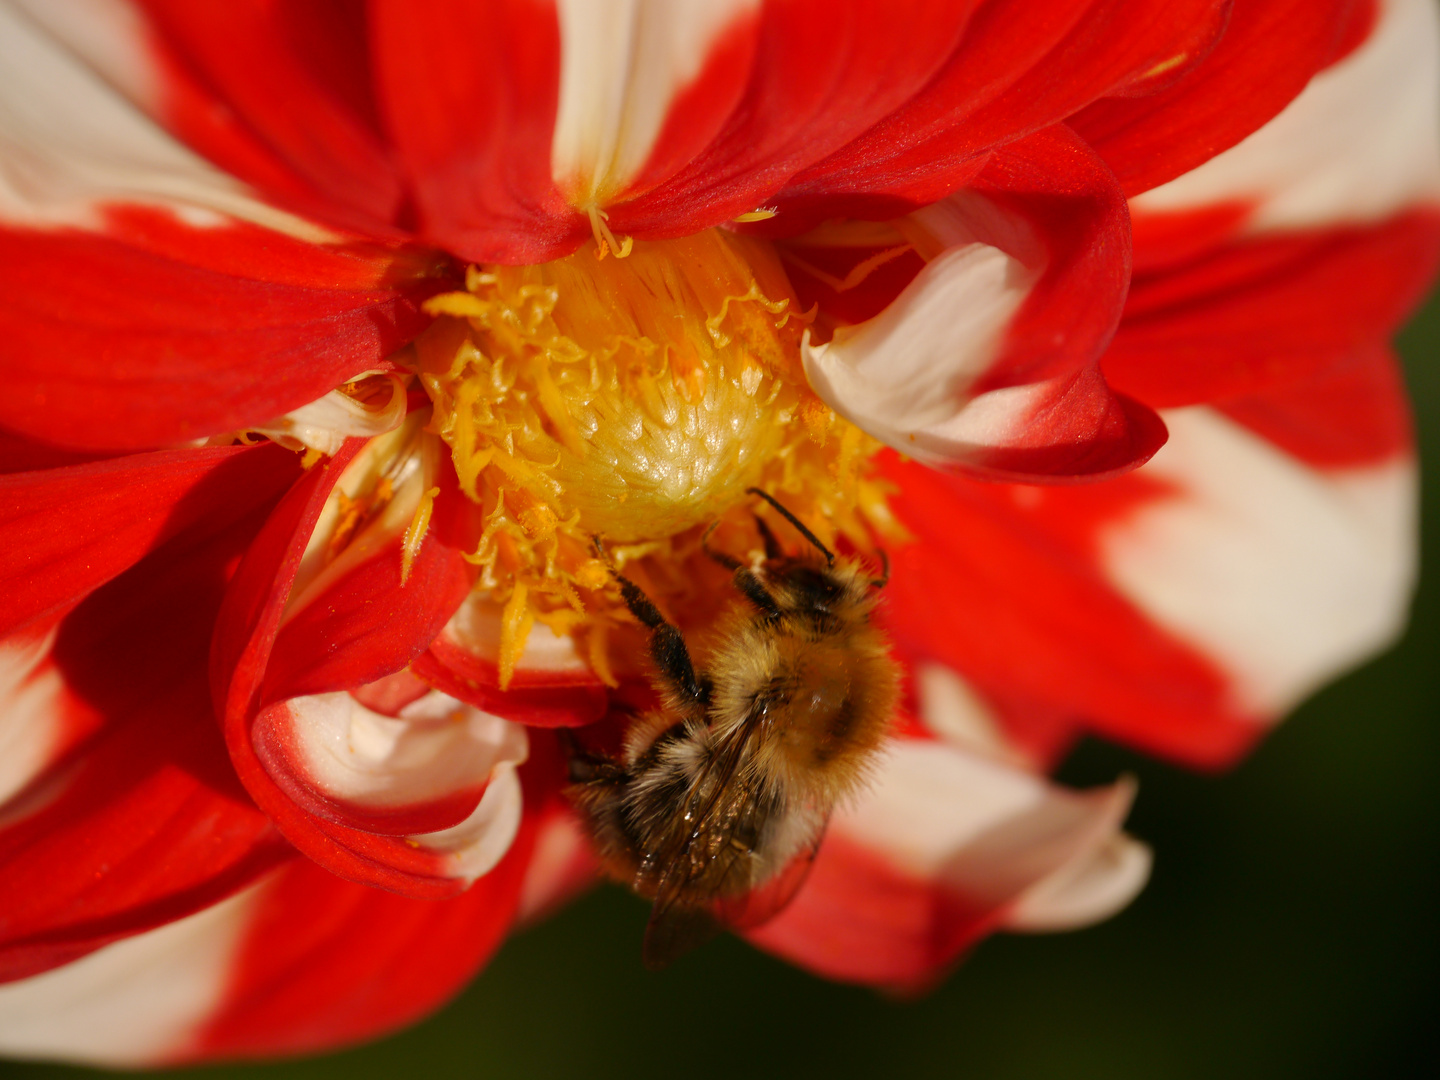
(1, 0, 1437, 1066)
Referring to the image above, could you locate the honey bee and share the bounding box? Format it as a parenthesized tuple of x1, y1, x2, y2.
(565, 489, 899, 968)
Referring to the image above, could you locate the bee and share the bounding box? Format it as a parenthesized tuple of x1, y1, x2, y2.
(565, 489, 899, 968)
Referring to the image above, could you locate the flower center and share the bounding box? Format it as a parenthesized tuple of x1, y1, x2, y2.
(411, 229, 897, 685)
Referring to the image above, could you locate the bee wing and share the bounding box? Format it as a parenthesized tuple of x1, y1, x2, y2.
(640, 717, 765, 969)
(711, 811, 828, 931)
(642, 900, 724, 970)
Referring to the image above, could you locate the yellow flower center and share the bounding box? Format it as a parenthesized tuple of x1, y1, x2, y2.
(409, 228, 898, 685)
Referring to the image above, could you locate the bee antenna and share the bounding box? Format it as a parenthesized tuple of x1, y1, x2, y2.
(745, 488, 834, 567)
(870, 548, 890, 589)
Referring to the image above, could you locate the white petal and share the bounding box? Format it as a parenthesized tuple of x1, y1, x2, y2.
(834, 740, 1146, 923)
(1005, 832, 1153, 932)
(551, 0, 757, 203)
(516, 811, 592, 923)
(1101, 407, 1417, 717)
(411, 759, 526, 884)
(0, 630, 67, 806)
(443, 592, 594, 678)
(259, 690, 528, 814)
(0, 0, 329, 238)
(1132, 0, 1440, 231)
(915, 661, 1035, 768)
(802, 193, 1041, 468)
(286, 415, 437, 617)
(246, 374, 408, 458)
(0, 884, 258, 1067)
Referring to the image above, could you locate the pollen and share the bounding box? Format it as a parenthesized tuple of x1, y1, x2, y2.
(413, 228, 897, 683)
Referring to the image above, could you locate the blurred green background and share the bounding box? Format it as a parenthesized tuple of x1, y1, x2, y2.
(5, 300, 1439, 1080)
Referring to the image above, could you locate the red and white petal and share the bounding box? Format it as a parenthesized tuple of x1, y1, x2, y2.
(605, 0, 978, 237)
(882, 337, 1417, 768)
(0, 3, 443, 451)
(1107, 213, 1440, 407)
(368, 0, 582, 264)
(0, 882, 262, 1067)
(0, 625, 100, 806)
(746, 733, 1148, 987)
(415, 593, 609, 729)
(0, 0, 323, 235)
(0, 508, 291, 983)
(245, 373, 408, 458)
(252, 688, 527, 857)
(0, 824, 532, 1067)
(1100, 405, 1415, 720)
(211, 438, 536, 896)
(550, 0, 759, 206)
(802, 127, 1164, 481)
(1130, 0, 1440, 238)
(1071, 0, 1365, 198)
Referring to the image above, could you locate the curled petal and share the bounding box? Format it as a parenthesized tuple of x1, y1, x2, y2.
(746, 733, 1148, 988)
(415, 593, 608, 729)
(246, 373, 409, 458)
(213, 438, 528, 895)
(803, 126, 1165, 481)
(252, 689, 528, 839)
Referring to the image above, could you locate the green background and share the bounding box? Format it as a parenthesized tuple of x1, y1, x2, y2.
(6, 301, 1439, 1080)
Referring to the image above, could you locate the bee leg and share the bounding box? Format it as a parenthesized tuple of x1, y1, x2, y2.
(594, 539, 707, 707)
(732, 568, 782, 622)
(870, 547, 890, 589)
(753, 512, 784, 561)
(557, 728, 624, 785)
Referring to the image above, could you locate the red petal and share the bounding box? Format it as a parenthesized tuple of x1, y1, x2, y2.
(0, 443, 300, 639)
(772, 0, 1230, 225)
(746, 736, 1142, 987)
(177, 812, 532, 1063)
(607, 0, 980, 238)
(0, 505, 292, 983)
(879, 454, 1250, 767)
(1105, 210, 1440, 409)
(1071, 0, 1367, 196)
(0, 211, 445, 452)
(1216, 342, 1411, 468)
(132, 0, 402, 229)
(412, 645, 608, 729)
(369, 0, 584, 264)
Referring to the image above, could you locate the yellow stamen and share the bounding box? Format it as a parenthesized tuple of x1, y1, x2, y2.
(410, 227, 897, 680)
(498, 580, 535, 690)
(401, 485, 441, 585)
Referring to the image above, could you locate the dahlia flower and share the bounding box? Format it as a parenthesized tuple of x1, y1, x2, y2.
(1, 0, 1437, 1066)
